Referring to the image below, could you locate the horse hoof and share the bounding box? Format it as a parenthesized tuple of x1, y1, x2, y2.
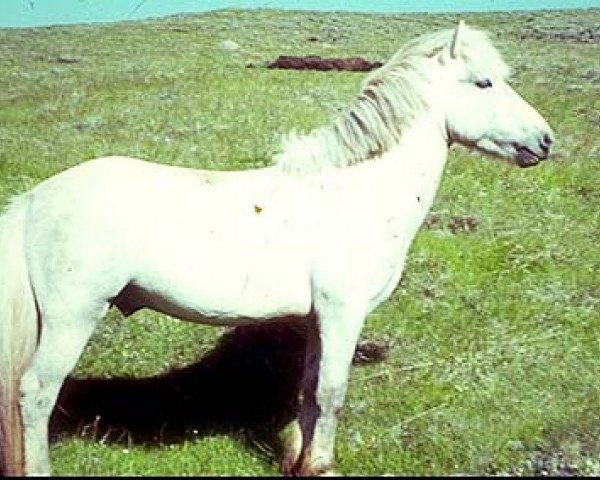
(319, 469, 340, 476)
(279, 420, 302, 475)
(295, 458, 336, 477)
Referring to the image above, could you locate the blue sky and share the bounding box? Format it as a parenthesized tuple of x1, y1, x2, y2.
(2, 0, 598, 28)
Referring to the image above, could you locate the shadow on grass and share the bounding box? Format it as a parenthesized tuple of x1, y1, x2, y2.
(49, 318, 309, 462)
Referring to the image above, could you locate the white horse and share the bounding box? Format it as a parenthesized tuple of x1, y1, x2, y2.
(0, 21, 553, 476)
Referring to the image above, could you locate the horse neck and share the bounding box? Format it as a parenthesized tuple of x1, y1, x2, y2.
(276, 65, 450, 183)
(348, 109, 450, 207)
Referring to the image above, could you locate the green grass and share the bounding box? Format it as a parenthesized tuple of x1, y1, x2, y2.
(1, 7, 600, 476)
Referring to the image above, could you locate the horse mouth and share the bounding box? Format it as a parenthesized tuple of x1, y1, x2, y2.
(515, 146, 543, 168)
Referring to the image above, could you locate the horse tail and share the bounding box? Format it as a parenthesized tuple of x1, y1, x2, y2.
(0, 194, 38, 476)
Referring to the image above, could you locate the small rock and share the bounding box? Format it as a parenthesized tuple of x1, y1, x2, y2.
(352, 339, 392, 364)
(57, 55, 78, 63)
(507, 439, 525, 451)
(583, 69, 600, 83)
(55, 55, 79, 64)
(218, 40, 241, 52)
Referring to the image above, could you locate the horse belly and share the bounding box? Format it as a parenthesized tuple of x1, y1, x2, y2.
(129, 242, 313, 324)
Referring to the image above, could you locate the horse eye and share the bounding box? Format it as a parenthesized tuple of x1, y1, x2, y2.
(475, 78, 493, 89)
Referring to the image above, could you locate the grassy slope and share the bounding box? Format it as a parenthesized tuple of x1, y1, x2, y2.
(1, 7, 599, 475)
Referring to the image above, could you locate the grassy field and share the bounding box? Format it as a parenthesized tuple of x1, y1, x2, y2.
(1, 6, 599, 476)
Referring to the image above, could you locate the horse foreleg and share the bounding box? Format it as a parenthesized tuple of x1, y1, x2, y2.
(284, 301, 366, 476)
(19, 302, 107, 475)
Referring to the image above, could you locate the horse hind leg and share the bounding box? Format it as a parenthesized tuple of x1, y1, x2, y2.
(19, 299, 110, 475)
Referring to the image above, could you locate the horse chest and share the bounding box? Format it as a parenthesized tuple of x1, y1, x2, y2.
(308, 164, 442, 307)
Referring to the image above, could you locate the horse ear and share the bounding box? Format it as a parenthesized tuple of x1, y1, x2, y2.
(450, 20, 465, 59)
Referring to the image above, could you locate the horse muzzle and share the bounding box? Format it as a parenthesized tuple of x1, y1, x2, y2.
(515, 132, 554, 168)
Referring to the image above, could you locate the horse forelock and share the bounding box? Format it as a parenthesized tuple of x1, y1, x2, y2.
(275, 24, 509, 175)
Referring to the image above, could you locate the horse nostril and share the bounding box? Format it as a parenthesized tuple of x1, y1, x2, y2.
(539, 132, 553, 155)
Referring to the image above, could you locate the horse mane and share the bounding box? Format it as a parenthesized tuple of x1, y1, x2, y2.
(274, 24, 510, 175)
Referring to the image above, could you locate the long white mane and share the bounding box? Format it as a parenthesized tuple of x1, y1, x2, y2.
(274, 24, 510, 175)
